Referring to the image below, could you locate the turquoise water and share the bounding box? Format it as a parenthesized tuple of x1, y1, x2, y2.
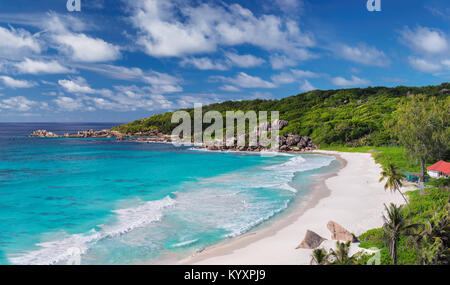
(0, 123, 336, 265)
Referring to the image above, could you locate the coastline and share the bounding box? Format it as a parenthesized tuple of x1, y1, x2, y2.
(179, 150, 408, 265)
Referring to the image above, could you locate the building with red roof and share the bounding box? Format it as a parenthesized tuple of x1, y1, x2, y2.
(427, 160, 450, 178)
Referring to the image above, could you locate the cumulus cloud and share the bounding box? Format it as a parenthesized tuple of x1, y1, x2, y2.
(271, 69, 319, 85)
(53, 96, 87, 111)
(212, 72, 275, 88)
(180, 52, 266, 70)
(224, 52, 265, 68)
(14, 58, 73, 74)
(0, 75, 36, 88)
(335, 43, 390, 66)
(53, 33, 121, 63)
(219, 85, 241, 92)
(74, 64, 182, 93)
(180, 57, 229, 70)
(299, 80, 316, 92)
(399, 26, 449, 73)
(400, 26, 448, 54)
(58, 76, 111, 96)
(0, 96, 41, 111)
(408, 57, 442, 73)
(0, 26, 41, 59)
(331, 75, 371, 87)
(41, 13, 121, 63)
(126, 0, 314, 57)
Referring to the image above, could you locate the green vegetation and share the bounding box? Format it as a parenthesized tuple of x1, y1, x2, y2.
(309, 241, 362, 265)
(379, 164, 412, 219)
(358, 188, 449, 265)
(113, 83, 449, 150)
(393, 95, 450, 182)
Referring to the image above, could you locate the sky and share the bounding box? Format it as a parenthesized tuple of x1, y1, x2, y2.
(0, 0, 448, 122)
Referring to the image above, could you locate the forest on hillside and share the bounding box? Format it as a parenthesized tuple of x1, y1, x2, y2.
(113, 83, 450, 150)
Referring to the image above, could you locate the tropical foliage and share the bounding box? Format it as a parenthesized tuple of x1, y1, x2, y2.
(113, 83, 450, 153)
(379, 163, 411, 219)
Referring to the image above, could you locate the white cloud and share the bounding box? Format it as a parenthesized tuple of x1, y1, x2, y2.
(213, 72, 275, 88)
(0, 96, 38, 111)
(331, 75, 371, 87)
(299, 80, 316, 92)
(224, 52, 265, 68)
(126, 0, 314, 57)
(58, 76, 111, 96)
(0, 76, 36, 88)
(271, 69, 319, 85)
(400, 26, 448, 54)
(442, 59, 450, 69)
(336, 43, 390, 66)
(53, 96, 86, 111)
(408, 57, 442, 73)
(39, 13, 120, 63)
(14, 58, 72, 74)
(180, 57, 228, 70)
(54, 33, 121, 62)
(273, 0, 304, 14)
(269, 54, 297, 69)
(219, 85, 240, 92)
(74, 64, 182, 93)
(0, 26, 41, 59)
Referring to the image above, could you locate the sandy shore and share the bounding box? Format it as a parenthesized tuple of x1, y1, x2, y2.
(181, 150, 410, 265)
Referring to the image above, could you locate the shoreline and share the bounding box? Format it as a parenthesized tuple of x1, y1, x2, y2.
(179, 150, 408, 265)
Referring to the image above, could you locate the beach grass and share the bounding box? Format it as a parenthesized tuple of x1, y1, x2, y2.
(320, 146, 421, 173)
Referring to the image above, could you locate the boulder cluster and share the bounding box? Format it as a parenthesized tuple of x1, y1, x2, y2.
(296, 221, 358, 249)
(201, 120, 316, 152)
(30, 130, 59, 138)
(30, 129, 169, 140)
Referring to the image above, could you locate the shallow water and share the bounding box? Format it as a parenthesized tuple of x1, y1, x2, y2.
(0, 123, 335, 264)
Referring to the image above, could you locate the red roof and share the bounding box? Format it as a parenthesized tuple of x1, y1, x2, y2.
(427, 160, 450, 175)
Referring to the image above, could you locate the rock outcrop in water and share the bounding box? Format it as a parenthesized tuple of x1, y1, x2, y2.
(30, 119, 315, 152)
(30, 129, 171, 142)
(30, 130, 60, 138)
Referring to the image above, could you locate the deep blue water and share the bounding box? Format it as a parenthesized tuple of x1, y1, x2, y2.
(0, 123, 336, 264)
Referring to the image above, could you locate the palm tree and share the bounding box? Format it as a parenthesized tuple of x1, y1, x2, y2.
(379, 163, 412, 220)
(328, 241, 362, 265)
(310, 248, 329, 265)
(383, 203, 418, 264)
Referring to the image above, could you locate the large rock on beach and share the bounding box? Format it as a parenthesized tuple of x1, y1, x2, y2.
(286, 134, 301, 146)
(327, 221, 357, 242)
(296, 230, 327, 249)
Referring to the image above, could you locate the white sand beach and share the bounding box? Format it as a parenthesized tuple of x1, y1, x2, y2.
(182, 151, 411, 265)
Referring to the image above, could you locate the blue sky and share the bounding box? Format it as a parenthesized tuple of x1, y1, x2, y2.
(0, 0, 448, 122)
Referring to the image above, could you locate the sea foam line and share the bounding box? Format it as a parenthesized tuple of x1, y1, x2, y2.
(8, 196, 176, 265)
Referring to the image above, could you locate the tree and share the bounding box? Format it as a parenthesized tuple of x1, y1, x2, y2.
(379, 163, 411, 220)
(419, 204, 449, 265)
(310, 248, 329, 265)
(382, 203, 418, 264)
(393, 95, 450, 188)
(328, 241, 362, 265)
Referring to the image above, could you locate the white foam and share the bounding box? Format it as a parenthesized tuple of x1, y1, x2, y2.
(9, 196, 176, 265)
(171, 239, 199, 248)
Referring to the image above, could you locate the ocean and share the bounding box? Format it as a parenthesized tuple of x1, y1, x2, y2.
(0, 123, 338, 265)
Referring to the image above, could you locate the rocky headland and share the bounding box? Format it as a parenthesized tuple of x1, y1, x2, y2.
(29, 120, 316, 152)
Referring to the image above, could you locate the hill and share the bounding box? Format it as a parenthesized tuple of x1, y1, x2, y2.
(112, 83, 450, 147)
